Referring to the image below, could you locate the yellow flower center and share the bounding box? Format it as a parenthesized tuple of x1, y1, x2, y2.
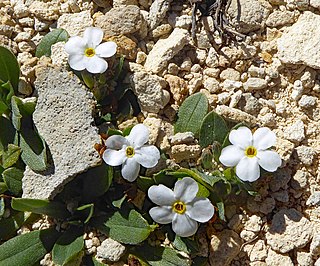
(84, 47, 95, 57)
(125, 146, 135, 158)
(172, 201, 186, 214)
(245, 146, 257, 158)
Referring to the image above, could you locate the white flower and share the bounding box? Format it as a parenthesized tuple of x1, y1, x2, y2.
(148, 177, 214, 237)
(64, 27, 117, 74)
(219, 127, 282, 182)
(102, 124, 160, 182)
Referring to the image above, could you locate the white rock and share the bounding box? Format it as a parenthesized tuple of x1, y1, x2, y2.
(248, 240, 268, 262)
(296, 251, 313, 266)
(222, 80, 243, 91)
(170, 144, 201, 163)
(219, 68, 241, 81)
(310, 0, 320, 8)
(266, 249, 294, 266)
(96, 238, 126, 262)
(144, 28, 189, 74)
(283, 119, 305, 143)
(57, 10, 93, 36)
(290, 169, 308, 190)
(310, 233, 320, 256)
(278, 12, 320, 69)
(51, 42, 68, 67)
(266, 208, 313, 253)
(204, 77, 220, 93)
(295, 145, 315, 165)
(266, 10, 296, 27)
(22, 67, 101, 199)
(130, 71, 168, 113)
(306, 192, 320, 206)
(298, 95, 317, 108)
(291, 80, 304, 101)
(169, 132, 195, 145)
(147, 0, 170, 30)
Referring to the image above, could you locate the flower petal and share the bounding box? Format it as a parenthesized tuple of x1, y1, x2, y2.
(174, 177, 198, 203)
(121, 157, 140, 182)
(149, 206, 174, 224)
(105, 135, 128, 150)
(83, 27, 103, 48)
(68, 54, 86, 71)
(236, 156, 260, 182)
(186, 198, 215, 223)
(253, 127, 277, 150)
(172, 213, 198, 237)
(229, 127, 253, 149)
(102, 148, 126, 166)
(219, 145, 244, 167)
(257, 150, 282, 172)
(148, 184, 175, 206)
(126, 124, 149, 148)
(85, 56, 108, 74)
(96, 42, 117, 58)
(134, 145, 160, 168)
(65, 36, 86, 55)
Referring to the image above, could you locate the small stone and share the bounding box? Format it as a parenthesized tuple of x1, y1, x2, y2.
(130, 71, 168, 113)
(291, 80, 304, 101)
(144, 28, 189, 74)
(271, 189, 289, 203)
(136, 51, 147, 64)
(95, 5, 147, 38)
(222, 80, 243, 91)
(265, 249, 294, 266)
(316, 258, 320, 266)
(275, 138, 294, 164)
(310, 233, 320, 256)
(306, 192, 320, 207)
(113, 0, 138, 7)
(266, 208, 313, 253)
(238, 93, 262, 116)
(290, 169, 309, 190)
(170, 144, 201, 163)
(259, 197, 276, 214)
(169, 132, 194, 145)
(228, 0, 272, 33)
(188, 73, 203, 94)
(164, 74, 188, 104)
(29, 1, 60, 21)
(18, 77, 33, 96)
(219, 68, 241, 81)
(296, 251, 313, 266)
(57, 11, 93, 36)
(175, 15, 192, 29)
(269, 168, 292, 192)
(22, 67, 101, 199)
(96, 238, 126, 262)
(283, 120, 305, 143)
(206, 48, 219, 68)
(248, 240, 268, 262)
(147, 0, 170, 30)
(298, 95, 317, 108)
(143, 116, 162, 145)
(151, 24, 172, 38)
(266, 10, 296, 27)
(209, 230, 242, 266)
(295, 145, 315, 165)
(203, 68, 220, 78)
(215, 105, 257, 126)
(51, 42, 68, 67)
(105, 35, 137, 60)
(244, 78, 268, 91)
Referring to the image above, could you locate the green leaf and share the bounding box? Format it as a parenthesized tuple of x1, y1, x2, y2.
(36, 28, 69, 58)
(11, 198, 70, 219)
(0, 212, 36, 240)
(0, 116, 15, 152)
(0, 182, 7, 194)
(82, 164, 113, 202)
(172, 236, 198, 255)
(0, 81, 15, 115)
(199, 111, 229, 148)
(81, 70, 94, 89)
(76, 204, 94, 224)
(132, 244, 191, 266)
(11, 96, 36, 131)
(19, 128, 48, 172)
(0, 46, 20, 91)
(52, 227, 84, 266)
(1, 144, 21, 169)
(216, 201, 225, 221)
(0, 228, 60, 265)
(2, 167, 23, 195)
(0, 197, 4, 218)
(93, 209, 157, 245)
(174, 93, 208, 136)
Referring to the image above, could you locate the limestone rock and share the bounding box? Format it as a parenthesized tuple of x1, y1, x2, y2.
(266, 10, 296, 27)
(296, 251, 313, 266)
(51, 42, 68, 67)
(94, 5, 147, 38)
(244, 78, 268, 91)
(298, 95, 317, 108)
(265, 249, 294, 266)
(283, 120, 305, 143)
(57, 11, 93, 36)
(164, 74, 188, 104)
(291, 169, 309, 190)
(22, 67, 101, 199)
(96, 238, 126, 262)
(228, 0, 272, 33)
(170, 144, 201, 163)
(29, 1, 60, 21)
(248, 240, 268, 262)
(147, 0, 170, 30)
(266, 208, 313, 253)
(169, 132, 195, 145)
(310, 233, 320, 256)
(130, 71, 169, 113)
(295, 145, 315, 165)
(215, 105, 257, 125)
(209, 230, 242, 266)
(306, 191, 320, 207)
(144, 28, 189, 74)
(278, 12, 320, 69)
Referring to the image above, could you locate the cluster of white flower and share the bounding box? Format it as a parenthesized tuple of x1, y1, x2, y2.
(65, 28, 282, 238)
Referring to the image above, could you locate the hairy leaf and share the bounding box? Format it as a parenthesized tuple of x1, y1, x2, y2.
(0, 46, 20, 91)
(2, 144, 21, 169)
(2, 167, 23, 195)
(36, 28, 69, 58)
(175, 93, 208, 136)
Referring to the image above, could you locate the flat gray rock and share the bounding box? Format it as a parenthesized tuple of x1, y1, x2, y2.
(22, 67, 101, 199)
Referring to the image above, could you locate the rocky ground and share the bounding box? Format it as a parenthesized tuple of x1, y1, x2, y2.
(1, 0, 320, 265)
